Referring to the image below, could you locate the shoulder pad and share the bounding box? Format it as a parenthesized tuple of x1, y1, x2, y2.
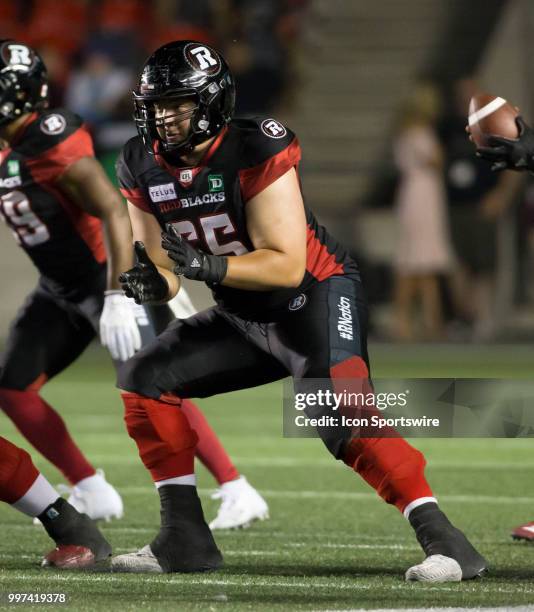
(17, 108, 85, 157)
(232, 116, 297, 168)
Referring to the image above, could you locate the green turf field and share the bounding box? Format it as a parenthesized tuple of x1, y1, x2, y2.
(1, 343, 534, 610)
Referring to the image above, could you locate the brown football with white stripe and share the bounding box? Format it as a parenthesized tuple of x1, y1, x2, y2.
(468, 93, 519, 147)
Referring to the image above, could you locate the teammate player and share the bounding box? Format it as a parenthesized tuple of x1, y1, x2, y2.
(112, 40, 487, 581)
(0, 435, 111, 568)
(473, 114, 534, 541)
(0, 40, 267, 529)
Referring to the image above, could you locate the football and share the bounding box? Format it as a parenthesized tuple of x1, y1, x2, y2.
(468, 93, 519, 147)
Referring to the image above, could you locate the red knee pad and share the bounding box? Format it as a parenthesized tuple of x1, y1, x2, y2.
(0, 437, 39, 504)
(122, 392, 197, 481)
(344, 437, 433, 513)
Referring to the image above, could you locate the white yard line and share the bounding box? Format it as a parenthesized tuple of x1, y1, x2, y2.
(1, 573, 534, 596)
(114, 486, 534, 505)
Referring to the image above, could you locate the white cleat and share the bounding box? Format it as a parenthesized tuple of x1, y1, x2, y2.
(111, 545, 163, 573)
(34, 469, 123, 525)
(405, 554, 463, 582)
(209, 476, 269, 530)
(65, 469, 123, 522)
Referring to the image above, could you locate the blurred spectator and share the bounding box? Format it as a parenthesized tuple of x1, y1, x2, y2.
(438, 78, 522, 341)
(225, 0, 292, 115)
(391, 83, 452, 341)
(96, 0, 148, 32)
(38, 45, 72, 109)
(0, 1, 22, 40)
(64, 49, 133, 126)
(148, 0, 220, 52)
(26, 0, 89, 58)
(92, 0, 149, 66)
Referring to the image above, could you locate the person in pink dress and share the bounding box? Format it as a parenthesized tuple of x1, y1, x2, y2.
(392, 83, 453, 341)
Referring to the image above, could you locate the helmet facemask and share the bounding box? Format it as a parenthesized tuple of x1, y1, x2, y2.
(134, 92, 201, 155)
(134, 81, 231, 156)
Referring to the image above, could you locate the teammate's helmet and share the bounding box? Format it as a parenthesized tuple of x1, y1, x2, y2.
(0, 40, 48, 127)
(133, 40, 235, 155)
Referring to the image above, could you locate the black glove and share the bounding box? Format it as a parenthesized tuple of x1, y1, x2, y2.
(161, 223, 228, 284)
(476, 116, 534, 172)
(118, 241, 169, 304)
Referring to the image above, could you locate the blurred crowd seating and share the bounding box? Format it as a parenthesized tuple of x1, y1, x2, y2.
(0, 0, 309, 139)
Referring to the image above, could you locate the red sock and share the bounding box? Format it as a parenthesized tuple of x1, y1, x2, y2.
(0, 436, 39, 504)
(122, 392, 197, 482)
(180, 400, 239, 485)
(0, 388, 95, 485)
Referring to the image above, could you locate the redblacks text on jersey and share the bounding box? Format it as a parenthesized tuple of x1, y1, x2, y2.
(117, 116, 359, 318)
(0, 109, 105, 295)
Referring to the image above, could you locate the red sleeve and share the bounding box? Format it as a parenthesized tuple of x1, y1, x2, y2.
(26, 126, 95, 183)
(238, 138, 302, 202)
(119, 187, 152, 213)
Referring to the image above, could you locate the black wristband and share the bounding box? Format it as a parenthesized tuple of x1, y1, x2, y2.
(207, 255, 228, 284)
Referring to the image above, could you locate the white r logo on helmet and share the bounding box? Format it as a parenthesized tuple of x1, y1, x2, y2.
(184, 43, 221, 75)
(4, 44, 33, 70)
(190, 47, 217, 70)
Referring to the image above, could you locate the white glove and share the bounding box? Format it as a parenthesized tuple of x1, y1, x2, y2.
(100, 290, 142, 361)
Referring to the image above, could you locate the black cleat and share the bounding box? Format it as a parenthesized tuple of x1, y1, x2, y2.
(407, 502, 488, 581)
(112, 485, 222, 573)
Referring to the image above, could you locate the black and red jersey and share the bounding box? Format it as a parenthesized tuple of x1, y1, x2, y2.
(0, 109, 105, 295)
(117, 116, 359, 318)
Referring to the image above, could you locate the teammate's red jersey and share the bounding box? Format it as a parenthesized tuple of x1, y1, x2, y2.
(117, 116, 359, 318)
(0, 109, 105, 295)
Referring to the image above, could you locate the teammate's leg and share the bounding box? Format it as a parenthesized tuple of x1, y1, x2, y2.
(269, 276, 486, 581)
(0, 288, 96, 484)
(0, 436, 111, 567)
(179, 399, 269, 529)
(0, 286, 122, 520)
(112, 308, 286, 572)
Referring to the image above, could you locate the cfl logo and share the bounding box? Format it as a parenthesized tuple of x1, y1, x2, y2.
(189, 46, 220, 73)
(6, 44, 33, 69)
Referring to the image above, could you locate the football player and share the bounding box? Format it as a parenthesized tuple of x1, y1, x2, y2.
(0, 40, 267, 529)
(472, 115, 534, 541)
(113, 40, 487, 581)
(0, 435, 111, 568)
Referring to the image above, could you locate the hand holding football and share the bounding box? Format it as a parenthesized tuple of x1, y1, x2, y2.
(467, 93, 519, 147)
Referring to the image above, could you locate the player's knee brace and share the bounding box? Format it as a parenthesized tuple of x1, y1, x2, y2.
(0, 437, 39, 504)
(122, 392, 197, 479)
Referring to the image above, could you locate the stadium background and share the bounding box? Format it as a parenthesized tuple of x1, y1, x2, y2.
(1, 1, 534, 610)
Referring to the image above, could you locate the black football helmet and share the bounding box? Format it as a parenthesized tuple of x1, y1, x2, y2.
(0, 40, 48, 127)
(133, 40, 235, 155)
